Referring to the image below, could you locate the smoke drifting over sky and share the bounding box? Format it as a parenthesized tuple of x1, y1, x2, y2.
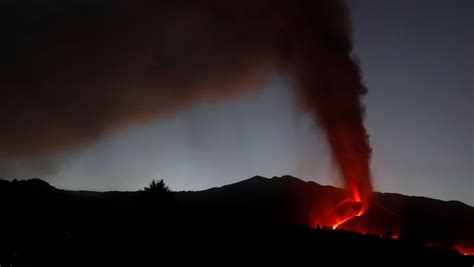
(0, 0, 373, 202)
(1, 0, 472, 207)
(1, 0, 276, 157)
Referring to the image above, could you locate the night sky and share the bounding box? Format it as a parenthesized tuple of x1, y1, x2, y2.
(1, 0, 472, 205)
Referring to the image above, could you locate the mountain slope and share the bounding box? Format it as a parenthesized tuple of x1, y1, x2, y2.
(176, 175, 474, 252)
(0, 175, 472, 261)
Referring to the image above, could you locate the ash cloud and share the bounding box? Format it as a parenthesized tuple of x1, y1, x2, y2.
(0, 0, 372, 203)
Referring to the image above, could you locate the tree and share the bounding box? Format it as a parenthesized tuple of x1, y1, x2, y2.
(143, 179, 170, 195)
(137, 179, 175, 218)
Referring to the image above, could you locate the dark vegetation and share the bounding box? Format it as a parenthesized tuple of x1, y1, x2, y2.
(0, 176, 472, 266)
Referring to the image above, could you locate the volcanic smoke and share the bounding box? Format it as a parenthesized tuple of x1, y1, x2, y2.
(0, 0, 372, 224)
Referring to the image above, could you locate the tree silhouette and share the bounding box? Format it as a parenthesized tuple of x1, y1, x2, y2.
(143, 179, 170, 195)
(137, 179, 175, 221)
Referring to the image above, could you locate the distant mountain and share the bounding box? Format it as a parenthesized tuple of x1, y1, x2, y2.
(0, 175, 472, 262)
(0, 178, 56, 192)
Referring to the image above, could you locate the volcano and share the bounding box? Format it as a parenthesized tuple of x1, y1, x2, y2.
(177, 175, 474, 251)
(0, 176, 473, 265)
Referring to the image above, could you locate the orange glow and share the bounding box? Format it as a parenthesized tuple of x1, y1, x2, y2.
(453, 243, 474, 256)
(331, 197, 364, 230)
(351, 185, 362, 202)
(310, 186, 474, 257)
(328, 177, 368, 230)
(423, 242, 474, 256)
(312, 180, 473, 257)
(332, 217, 351, 230)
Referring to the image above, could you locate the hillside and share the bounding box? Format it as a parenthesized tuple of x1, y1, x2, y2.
(0, 176, 472, 265)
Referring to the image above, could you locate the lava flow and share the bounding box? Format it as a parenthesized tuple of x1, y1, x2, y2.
(329, 181, 370, 230)
(332, 197, 364, 230)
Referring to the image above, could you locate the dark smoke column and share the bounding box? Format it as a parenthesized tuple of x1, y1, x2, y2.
(288, 0, 373, 212)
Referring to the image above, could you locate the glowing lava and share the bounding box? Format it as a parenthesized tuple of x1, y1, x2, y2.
(453, 244, 474, 256)
(330, 182, 369, 230)
(331, 197, 365, 230)
(332, 217, 350, 230)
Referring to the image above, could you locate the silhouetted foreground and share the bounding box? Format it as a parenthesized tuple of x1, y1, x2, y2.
(0, 176, 472, 266)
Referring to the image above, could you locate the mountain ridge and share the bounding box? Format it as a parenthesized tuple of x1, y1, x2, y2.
(0, 175, 473, 261)
(0, 175, 472, 208)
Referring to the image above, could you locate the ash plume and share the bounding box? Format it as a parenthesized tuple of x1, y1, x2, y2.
(0, 0, 372, 204)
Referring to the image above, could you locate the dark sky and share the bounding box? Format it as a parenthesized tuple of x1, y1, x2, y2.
(1, 0, 472, 205)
